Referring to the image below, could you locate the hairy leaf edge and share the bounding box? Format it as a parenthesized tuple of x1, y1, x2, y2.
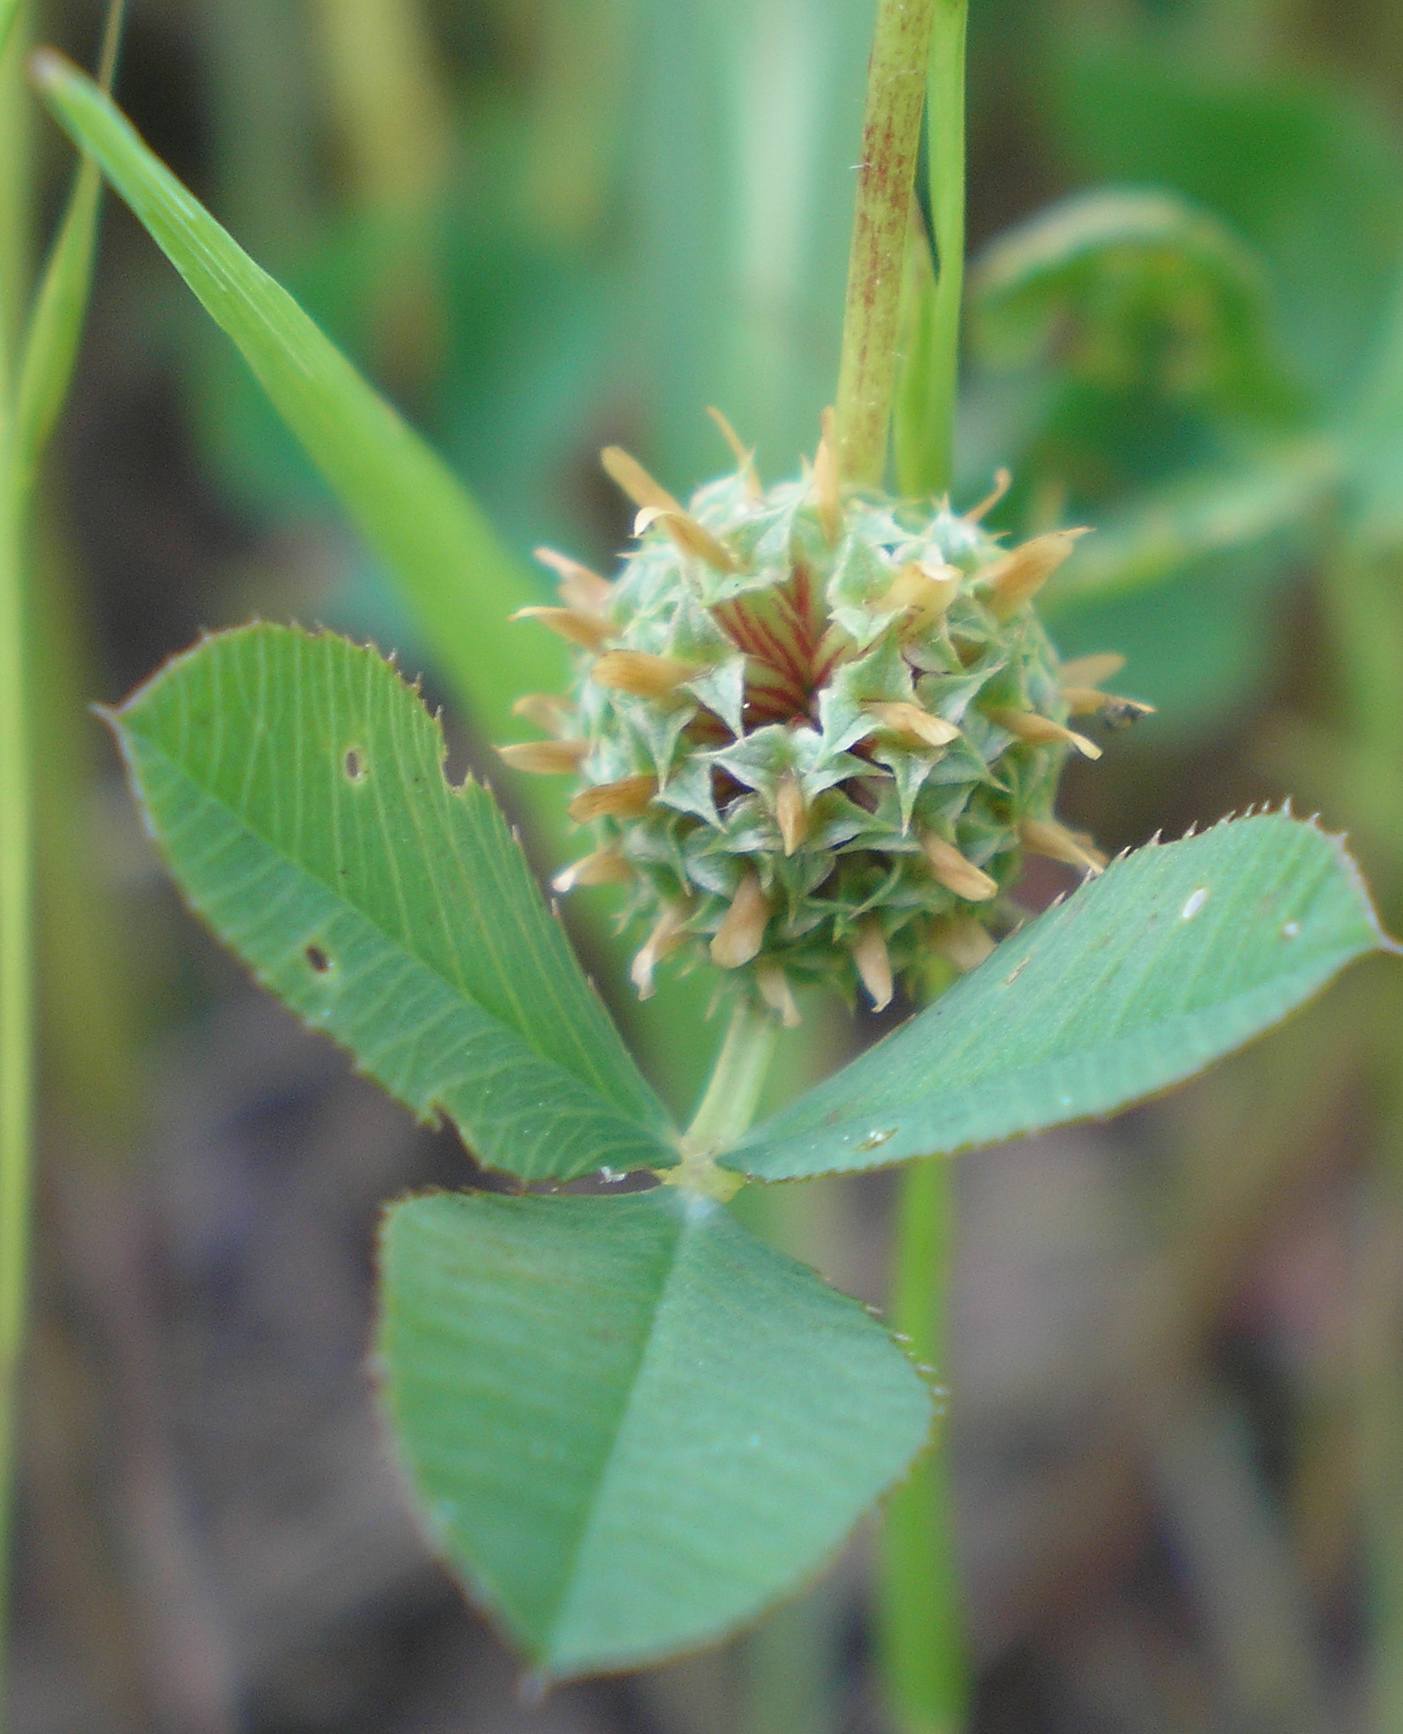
(105, 622, 678, 1179)
(721, 810, 1397, 1181)
(370, 1185, 940, 1682)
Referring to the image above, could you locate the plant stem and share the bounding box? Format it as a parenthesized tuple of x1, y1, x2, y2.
(0, 13, 29, 1725)
(0, 186, 28, 1734)
(922, 0, 967, 495)
(879, 1157, 966, 1733)
(684, 995, 781, 1157)
(876, 6, 971, 1722)
(0, 455, 29, 1734)
(834, 0, 937, 486)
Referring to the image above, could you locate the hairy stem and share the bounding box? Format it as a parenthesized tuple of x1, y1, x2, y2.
(879, 1157, 966, 1733)
(834, 0, 937, 486)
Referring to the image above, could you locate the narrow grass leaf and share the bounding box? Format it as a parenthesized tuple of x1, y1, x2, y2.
(725, 814, 1390, 1180)
(112, 625, 673, 1182)
(32, 52, 560, 741)
(13, 4, 124, 489)
(379, 1188, 934, 1677)
(1044, 439, 1337, 607)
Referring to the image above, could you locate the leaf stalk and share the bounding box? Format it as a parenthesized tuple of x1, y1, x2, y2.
(683, 997, 780, 1153)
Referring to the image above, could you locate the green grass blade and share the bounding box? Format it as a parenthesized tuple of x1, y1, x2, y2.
(112, 625, 674, 1183)
(1045, 437, 1339, 608)
(0, 438, 32, 1734)
(13, 4, 123, 491)
(724, 814, 1391, 1180)
(27, 45, 740, 1124)
(0, 0, 22, 67)
(0, 5, 31, 1708)
(31, 50, 560, 742)
(0, 5, 28, 381)
(378, 1188, 934, 1677)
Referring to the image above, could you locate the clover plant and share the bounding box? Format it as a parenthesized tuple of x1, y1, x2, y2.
(19, 2, 1396, 1727)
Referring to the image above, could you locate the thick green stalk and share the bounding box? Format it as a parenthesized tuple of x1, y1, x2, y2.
(878, 6, 971, 1726)
(921, 0, 967, 495)
(834, 0, 937, 485)
(879, 1157, 966, 1733)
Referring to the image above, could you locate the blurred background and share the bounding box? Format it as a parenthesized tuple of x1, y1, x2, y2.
(10, 0, 1403, 1729)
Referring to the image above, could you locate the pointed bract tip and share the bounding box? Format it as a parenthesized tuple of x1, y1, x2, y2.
(775, 773, 809, 855)
(967, 467, 1012, 523)
(882, 561, 960, 628)
(534, 546, 612, 614)
(756, 963, 802, 1028)
(710, 871, 771, 969)
(553, 846, 634, 894)
(1058, 651, 1125, 689)
(921, 832, 998, 901)
(494, 739, 590, 775)
(853, 919, 894, 1011)
(989, 708, 1102, 760)
(631, 904, 688, 999)
(510, 605, 612, 652)
(1020, 816, 1108, 874)
(598, 444, 740, 573)
(512, 692, 572, 735)
(931, 915, 996, 973)
(706, 407, 761, 498)
(568, 773, 658, 823)
(864, 701, 961, 751)
(814, 408, 842, 546)
(591, 649, 698, 700)
(983, 528, 1088, 619)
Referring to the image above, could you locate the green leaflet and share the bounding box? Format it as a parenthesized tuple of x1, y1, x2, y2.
(1046, 40, 1403, 398)
(13, 4, 124, 490)
(112, 626, 674, 1182)
(724, 815, 1389, 1181)
(970, 187, 1300, 421)
(378, 1188, 934, 1677)
(32, 51, 560, 747)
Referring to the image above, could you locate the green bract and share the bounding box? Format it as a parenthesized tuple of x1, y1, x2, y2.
(507, 434, 1130, 1014)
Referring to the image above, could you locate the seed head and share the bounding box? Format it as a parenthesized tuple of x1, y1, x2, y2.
(506, 414, 1141, 1011)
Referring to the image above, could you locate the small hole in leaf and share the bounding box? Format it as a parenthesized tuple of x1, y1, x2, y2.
(305, 944, 332, 974)
(344, 747, 367, 781)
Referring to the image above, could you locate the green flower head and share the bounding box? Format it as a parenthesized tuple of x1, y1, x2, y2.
(502, 414, 1145, 1021)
